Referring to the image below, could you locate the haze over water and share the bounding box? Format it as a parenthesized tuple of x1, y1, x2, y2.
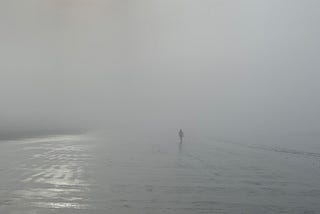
(1, 1, 320, 213)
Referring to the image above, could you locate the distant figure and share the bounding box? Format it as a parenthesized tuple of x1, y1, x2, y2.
(179, 129, 184, 143)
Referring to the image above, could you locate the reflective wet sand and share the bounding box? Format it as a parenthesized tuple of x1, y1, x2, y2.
(0, 135, 92, 213)
(1, 133, 320, 213)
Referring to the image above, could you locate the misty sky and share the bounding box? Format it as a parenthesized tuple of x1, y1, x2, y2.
(1, 0, 320, 143)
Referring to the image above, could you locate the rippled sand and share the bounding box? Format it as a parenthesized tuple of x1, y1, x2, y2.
(0, 133, 320, 213)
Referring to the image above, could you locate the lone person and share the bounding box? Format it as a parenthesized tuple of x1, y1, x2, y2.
(179, 129, 184, 143)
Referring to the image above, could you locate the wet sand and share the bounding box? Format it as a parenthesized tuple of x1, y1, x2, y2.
(1, 132, 320, 213)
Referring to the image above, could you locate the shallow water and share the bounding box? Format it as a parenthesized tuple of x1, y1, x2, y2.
(0, 133, 320, 213)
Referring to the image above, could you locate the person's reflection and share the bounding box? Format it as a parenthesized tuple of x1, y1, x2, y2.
(179, 141, 183, 152)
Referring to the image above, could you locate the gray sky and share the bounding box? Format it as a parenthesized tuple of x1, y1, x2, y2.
(1, 0, 320, 143)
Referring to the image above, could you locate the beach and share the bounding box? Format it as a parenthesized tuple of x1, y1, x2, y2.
(1, 132, 320, 213)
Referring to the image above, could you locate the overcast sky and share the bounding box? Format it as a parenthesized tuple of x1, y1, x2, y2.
(1, 0, 320, 143)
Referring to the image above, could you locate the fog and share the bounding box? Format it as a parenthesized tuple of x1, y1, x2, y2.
(1, 0, 320, 144)
(2, 2, 320, 213)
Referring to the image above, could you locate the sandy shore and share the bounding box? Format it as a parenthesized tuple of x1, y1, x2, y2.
(0, 132, 320, 213)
